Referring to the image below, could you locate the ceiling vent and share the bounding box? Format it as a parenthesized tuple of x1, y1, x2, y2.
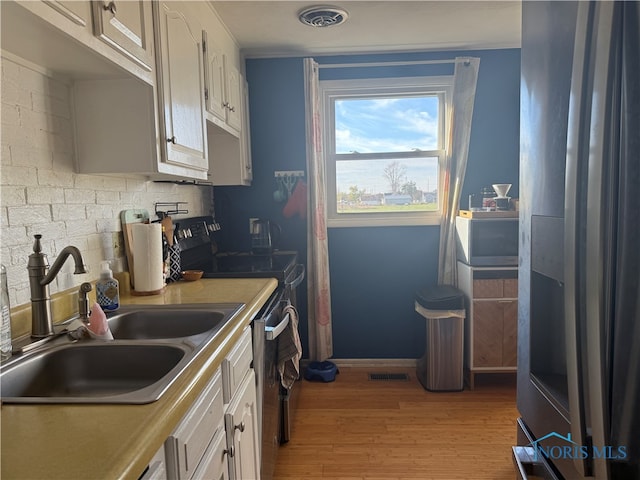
(298, 5, 349, 27)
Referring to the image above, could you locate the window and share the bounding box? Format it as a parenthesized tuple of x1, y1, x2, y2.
(321, 76, 452, 227)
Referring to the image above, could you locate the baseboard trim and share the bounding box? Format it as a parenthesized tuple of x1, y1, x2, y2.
(301, 358, 417, 369)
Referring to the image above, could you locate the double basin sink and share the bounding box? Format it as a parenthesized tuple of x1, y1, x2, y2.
(0, 303, 244, 405)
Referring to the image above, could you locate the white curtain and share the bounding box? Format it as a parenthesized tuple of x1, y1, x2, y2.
(438, 57, 481, 285)
(304, 58, 333, 361)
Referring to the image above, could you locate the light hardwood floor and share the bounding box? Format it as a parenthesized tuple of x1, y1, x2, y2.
(274, 367, 518, 480)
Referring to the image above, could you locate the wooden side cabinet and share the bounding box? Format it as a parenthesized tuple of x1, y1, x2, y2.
(457, 261, 518, 389)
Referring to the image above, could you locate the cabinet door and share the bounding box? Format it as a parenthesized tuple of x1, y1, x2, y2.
(222, 328, 253, 404)
(224, 59, 242, 132)
(473, 301, 504, 367)
(93, 0, 153, 70)
(191, 425, 230, 480)
(225, 370, 260, 480)
(165, 369, 224, 480)
(501, 300, 518, 367)
(140, 445, 167, 480)
(203, 30, 227, 123)
(156, 2, 208, 172)
(240, 79, 253, 183)
(42, 0, 91, 26)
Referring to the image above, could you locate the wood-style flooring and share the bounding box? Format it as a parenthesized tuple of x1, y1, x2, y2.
(274, 367, 518, 480)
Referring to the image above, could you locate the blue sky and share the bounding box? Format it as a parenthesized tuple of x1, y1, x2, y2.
(334, 96, 440, 193)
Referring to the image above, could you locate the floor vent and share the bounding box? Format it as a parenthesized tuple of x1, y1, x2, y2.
(368, 373, 410, 381)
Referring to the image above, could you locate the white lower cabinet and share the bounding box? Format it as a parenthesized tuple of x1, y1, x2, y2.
(140, 445, 167, 480)
(224, 369, 260, 480)
(165, 368, 225, 480)
(222, 327, 260, 480)
(191, 426, 230, 480)
(162, 327, 260, 480)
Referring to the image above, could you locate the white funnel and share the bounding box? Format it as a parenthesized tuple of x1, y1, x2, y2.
(492, 183, 512, 198)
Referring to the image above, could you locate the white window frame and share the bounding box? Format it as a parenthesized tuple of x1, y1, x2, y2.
(321, 76, 453, 228)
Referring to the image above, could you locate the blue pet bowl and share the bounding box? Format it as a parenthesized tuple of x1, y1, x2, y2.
(304, 361, 338, 382)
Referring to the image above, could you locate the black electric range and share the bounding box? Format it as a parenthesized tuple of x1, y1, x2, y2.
(175, 216, 298, 283)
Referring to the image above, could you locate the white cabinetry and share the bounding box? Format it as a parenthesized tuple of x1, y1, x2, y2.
(191, 426, 230, 480)
(1, 0, 154, 84)
(42, 1, 91, 27)
(200, 4, 253, 186)
(222, 328, 260, 480)
(73, 1, 210, 181)
(162, 327, 260, 480)
(2, 0, 251, 183)
(165, 368, 226, 479)
(154, 1, 208, 175)
(92, 0, 154, 71)
(225, 369, 260, 480)
(140, 445, 168, 480)
(206, 78, 253, 186)
(202, 34, 241, 134)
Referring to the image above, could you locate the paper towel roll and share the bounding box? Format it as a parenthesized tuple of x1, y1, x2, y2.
(131, 223, 164, 293)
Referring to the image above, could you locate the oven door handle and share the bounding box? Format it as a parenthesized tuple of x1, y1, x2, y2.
(285, 264, 305, 289)
(265, 311, 290, 341)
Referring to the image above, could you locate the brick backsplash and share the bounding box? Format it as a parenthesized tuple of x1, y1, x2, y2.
(1, 55, 212, 309)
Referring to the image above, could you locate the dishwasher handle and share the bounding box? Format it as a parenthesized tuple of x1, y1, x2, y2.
(265, 311, 290, 341)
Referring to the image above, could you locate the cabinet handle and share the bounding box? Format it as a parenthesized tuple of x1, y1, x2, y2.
(497, 300, 515, 304)
(229, 105, 236, 113)
(103, 1, 117, 15)
(222, 101, 230, 109)
(235, 422, 245, 433)
(223, 446, 235, 458)
(167, 136, 177, 144)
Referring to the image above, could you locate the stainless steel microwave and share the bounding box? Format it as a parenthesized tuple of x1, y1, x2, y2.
(455, 216, 519, 266)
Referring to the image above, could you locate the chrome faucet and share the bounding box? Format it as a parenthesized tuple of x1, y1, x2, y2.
(28, 235, 88, 338)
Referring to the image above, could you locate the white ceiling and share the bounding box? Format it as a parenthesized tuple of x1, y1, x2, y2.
(211, 1, 522, 58)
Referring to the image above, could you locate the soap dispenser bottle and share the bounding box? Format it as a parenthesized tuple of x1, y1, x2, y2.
(96, 261, 119, 312)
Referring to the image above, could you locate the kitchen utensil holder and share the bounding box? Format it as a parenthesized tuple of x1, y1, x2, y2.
(274, 171, 305, 201)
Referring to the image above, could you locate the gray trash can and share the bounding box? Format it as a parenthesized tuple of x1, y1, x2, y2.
(415, 285, 466, 391)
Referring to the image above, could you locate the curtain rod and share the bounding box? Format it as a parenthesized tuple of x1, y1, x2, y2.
(317, 58, 458, 69)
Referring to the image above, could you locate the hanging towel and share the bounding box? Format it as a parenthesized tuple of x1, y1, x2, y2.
(278, 303, 302, 389)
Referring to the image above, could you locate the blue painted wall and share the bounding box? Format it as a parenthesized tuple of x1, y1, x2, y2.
(214, 48, 520, 359)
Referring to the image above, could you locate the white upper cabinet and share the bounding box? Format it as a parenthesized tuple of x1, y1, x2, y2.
(0, 0, 154, 84)
(240, 79, 253, 184)
(199, 3, 253, 186)
(203, 31, 227, 124)
(224, 60, 242, 132)
(2, 0, 251, 183)
(203, 31, 242, 135)
(42, 0, 91, 27)
(154, 1, 208, 174)
(92, 0, 154, 71)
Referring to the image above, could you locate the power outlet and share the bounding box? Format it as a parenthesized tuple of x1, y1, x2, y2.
(113, 232, 124, 258)
(249, 218, 258, 233)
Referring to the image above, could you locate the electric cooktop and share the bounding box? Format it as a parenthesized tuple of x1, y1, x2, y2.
(175, 216, 298, 282)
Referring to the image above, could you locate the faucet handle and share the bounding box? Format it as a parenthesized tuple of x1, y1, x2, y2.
(32, 234, 43, 253)
(28, 234, 48, 269)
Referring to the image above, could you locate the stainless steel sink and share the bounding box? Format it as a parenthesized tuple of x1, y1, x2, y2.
(106, 304, 241, 341)
(0, 343, 190, 404)
(0, 303, 245, 404)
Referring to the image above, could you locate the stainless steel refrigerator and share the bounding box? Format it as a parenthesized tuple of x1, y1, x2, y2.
(515, 1, 640, 479)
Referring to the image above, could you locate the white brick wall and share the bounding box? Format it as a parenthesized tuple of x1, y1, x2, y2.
(1, 55, 212, 308)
